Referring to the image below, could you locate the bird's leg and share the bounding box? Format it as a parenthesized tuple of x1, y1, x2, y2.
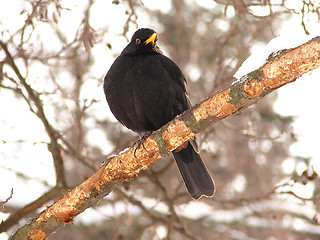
(133, 131, 153, 157)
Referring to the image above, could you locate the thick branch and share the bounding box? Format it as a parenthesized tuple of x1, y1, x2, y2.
(9, 37, 320, 239)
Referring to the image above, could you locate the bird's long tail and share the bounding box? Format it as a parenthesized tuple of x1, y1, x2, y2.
(172, 142, 215, 199)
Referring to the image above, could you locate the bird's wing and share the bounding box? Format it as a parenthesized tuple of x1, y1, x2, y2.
(159, 55, 192, 111)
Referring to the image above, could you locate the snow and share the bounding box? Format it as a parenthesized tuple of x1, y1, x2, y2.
(233, 33, 319, 80)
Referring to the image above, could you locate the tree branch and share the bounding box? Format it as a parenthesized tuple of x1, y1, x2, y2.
(8, 37, 320, 239)
(0, 41, 66, 187)
(0, 187, 66, 234)
(0, 189, 13, 212)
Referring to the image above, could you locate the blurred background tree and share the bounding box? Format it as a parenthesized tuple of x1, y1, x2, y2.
(1, 0, 320, 239)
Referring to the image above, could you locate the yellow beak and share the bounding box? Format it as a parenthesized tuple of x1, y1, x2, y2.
(144, 33, 157, 45)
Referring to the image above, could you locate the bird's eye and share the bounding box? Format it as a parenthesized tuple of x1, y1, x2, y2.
(135, 38, 141, 45)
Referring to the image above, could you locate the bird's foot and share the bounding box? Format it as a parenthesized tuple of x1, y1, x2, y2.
(132, 131, 153, 157)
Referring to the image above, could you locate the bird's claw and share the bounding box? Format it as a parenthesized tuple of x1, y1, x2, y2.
(132, 131, 152, 157)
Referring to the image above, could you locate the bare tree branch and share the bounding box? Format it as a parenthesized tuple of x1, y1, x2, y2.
(0, 41, 66, 187)
(0, 189, 13, 212)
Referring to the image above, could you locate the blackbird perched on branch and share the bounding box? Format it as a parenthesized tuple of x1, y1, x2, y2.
(104, 28, 214, 199)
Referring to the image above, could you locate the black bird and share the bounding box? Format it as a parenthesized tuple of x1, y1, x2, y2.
(104, 28, 214, 199)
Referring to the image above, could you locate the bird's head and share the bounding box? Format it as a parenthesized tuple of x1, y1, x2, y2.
(122, 28, 162, 55)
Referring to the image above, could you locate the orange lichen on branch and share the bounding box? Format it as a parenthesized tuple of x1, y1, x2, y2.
(243, 38, 320, 98)
(52, 208, 79, 223)
(243, 79, 265, 98)
(263, 40, 320, 89)
(191, 37, 320, 134)
(36, 190, 81, 224)
(27, 229, 46, 240)
(36, 136, 161, 228)
(103, 136, 161, 180)
(193, 88, 237, 122)
(162, 119, 195, 152)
